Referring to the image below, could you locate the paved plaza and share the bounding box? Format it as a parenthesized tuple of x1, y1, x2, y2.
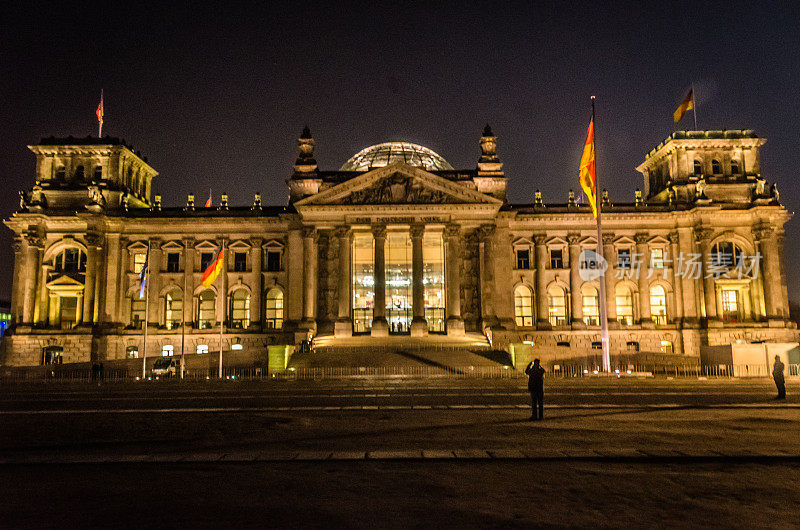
(1, 377, 798, 527)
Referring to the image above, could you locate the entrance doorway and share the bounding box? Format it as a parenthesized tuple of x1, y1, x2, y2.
(386, 231, 411, 334)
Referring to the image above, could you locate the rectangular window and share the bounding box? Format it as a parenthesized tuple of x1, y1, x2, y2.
(626, 341, 640, 352)
(166, 252, 180, 273)
(660, 340, 674, 355)
(617, 248, 631, 269)
(131, 298, 146, 329)
(352, 233, 375, 333)
(721, 289, 739, 322)
(196, 344, 208, 354)
(133, 253, 146, 274)
(516, 249, 530, 270)
(549, 248, 563, 269)
(200, 252, 214, 272)
(161, 345, 174, 357)
(591, 341, 602, 350)
(126, 346, 139, 359)
(233, 252, 247, 272)
(42, 346, 63, 365)
(266, 250, 282, 272)
(63, 248, 83, 273)
(650, 248, 665, 269)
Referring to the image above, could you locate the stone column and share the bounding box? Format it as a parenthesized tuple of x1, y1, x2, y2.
(117, 239, 129, 325)
(635, 233, 651, 325)
(48, 293, 58, 327)
(301, 227, 318, 332)
(410, 224, 428, 337)
(444, 224, 464, 336)
(250, 238, 263, 328)
(478, 225, 498, 330)
(82, 233, 102, 324)
(668, 231, 684, 324)
(34, 264, 51, 325)
(755, 226, 782, 321)
(147, 240, 162, 327)
(677, 227, 698, 326)
(567, 234, 584, 327)
(286, 228, 304, 327)
(371, 225, 388, 336)
(777, 232, 790, 318)
(22, 234, 43, 325)
(103, 234, 121, 324)
(696, 228, 717, 322)
(601, 233, 617, 325)
(11, 238, 24, 325)
(183, 238, 195, 330)
(334, 227, 353, 337)
(534, 234, 549, 328)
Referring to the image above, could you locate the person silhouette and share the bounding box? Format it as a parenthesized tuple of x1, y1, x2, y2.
(525, 358, 545, 420)
(773, 355, 786, 399)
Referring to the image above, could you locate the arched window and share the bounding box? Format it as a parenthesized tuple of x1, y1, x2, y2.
(164, 289, 183, 330)
(131, 295, 146, 329)
(616, 285, 634, 326)
(693, 160, 702, 175)
(730, 160, 740, 174)
(711, 241, 744, 269)
(53, 248, 86, 274)
(711, 159, 721, 174)
(230, 289, 250, 329)
(650, 285, 667, 325)
(265, 288, 284, 330)
(582, 284, 599, 326)
(514, 285, 533, 327)
(197, 290, 216, 329)
(548, 285, 567, 327)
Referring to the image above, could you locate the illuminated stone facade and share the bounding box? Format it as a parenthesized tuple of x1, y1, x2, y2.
(1, 127, 797, 366)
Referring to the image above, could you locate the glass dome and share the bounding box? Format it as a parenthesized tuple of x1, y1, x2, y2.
(340, 142, 453, 171)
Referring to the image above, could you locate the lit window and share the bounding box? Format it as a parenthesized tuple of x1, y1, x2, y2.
(549, 248, 564, 269)
(161, 345, 174, 357)
(721, 289, 740, 322)
(198, 290, 215, 329)
(230, 289, 250, 329)
(650, 248, 665, 269)
(615, 285, 634, 326)
(660, 340, 674, 355)
(231, 343, 243, 351)
(516, 249, 530, 270)
(165, 290, 183, 329)
(265, 288, 284, 330)
(582, 284, 600, 326)
(133, 253, 146, 274)
(626, 341, 639, 352)
(196, 344, 208, 354)
(514, 285, 533, 327)
(131, 298, 146, 329)
(42, 346, 63, 365)
(126, 346, 139, 359)
(650, 285, 667, 325)
(548, 285, 567, 327)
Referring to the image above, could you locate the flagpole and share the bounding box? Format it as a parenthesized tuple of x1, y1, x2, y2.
(218, 239, 225, 379)
(142, 261, 150, 379)
(98, 90, 103, 137)
(592, 96, 611, 373)
(692, 83, 698, 130)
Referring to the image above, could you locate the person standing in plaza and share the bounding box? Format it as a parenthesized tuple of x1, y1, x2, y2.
(525, 358, 545, 420)
(773, 355, 786, 399)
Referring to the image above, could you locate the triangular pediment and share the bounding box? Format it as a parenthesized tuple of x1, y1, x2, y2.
(295, 162, 502, 207)
(46, 274, 85, 292)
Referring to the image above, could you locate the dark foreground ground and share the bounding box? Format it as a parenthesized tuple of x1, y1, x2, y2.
(1, 377, 798, 528)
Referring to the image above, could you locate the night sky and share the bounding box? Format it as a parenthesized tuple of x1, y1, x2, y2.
(1, 1, 798, 302)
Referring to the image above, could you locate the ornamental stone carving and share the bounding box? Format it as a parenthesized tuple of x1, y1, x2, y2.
(336, 174, 460, 205)
(371, 224, 387, 239)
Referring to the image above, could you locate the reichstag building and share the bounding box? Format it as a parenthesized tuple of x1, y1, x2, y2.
(2, 126, 797, 366)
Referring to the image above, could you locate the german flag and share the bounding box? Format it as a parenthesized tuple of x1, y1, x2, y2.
(201, 251, 224, 287)
(673, 89, 694, 123)
(578, 119, 597, 218)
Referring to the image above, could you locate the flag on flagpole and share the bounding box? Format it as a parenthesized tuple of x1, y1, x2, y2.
(673, 89, 694, 123)
(96, 90, 104, 135)
(201, 250, 224, 287)
(138, 251, 149, 299)
(578, 119, 597, 218)
(204, 190, 212, 208)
